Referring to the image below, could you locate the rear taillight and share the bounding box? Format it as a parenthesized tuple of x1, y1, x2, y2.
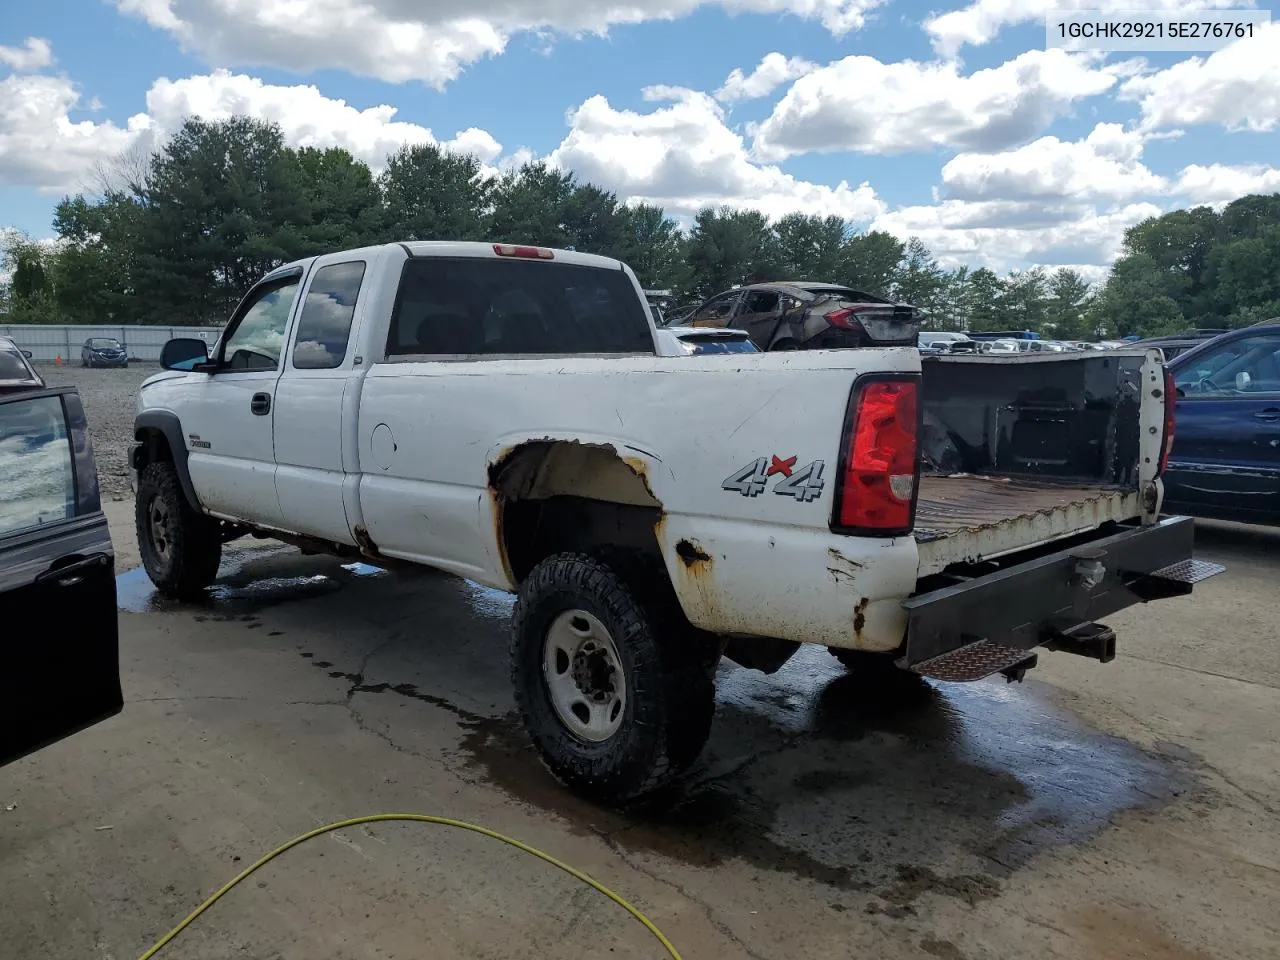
(825, 307, 858, 329)
(835, 378, 920, 533)
(493, 244, 555, 260)
(1159, 366, 1176, 474)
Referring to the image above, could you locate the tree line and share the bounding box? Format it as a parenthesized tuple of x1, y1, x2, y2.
(1, 116, 1277, 339)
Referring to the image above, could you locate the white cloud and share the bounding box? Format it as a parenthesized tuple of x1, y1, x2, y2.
(715, 53, 816, 103)
(0, 37, 54, 72)
(144, 71, 503, 168)
(941, 123, 1167, 202)
(0, 74, 150, 192)
(1119, 23, 1280, 133)
(113, 0, 883, 88)
(924, 0, 1248, 57)
(1172, 164, 1280, 206)
(750, 49, 1116, 161)
(871, 199, 1163, 274)
(0, 67, 508, 193)
(546, 87, 885, 222)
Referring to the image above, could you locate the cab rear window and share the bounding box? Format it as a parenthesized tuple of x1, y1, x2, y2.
(388, 257, 654, 357)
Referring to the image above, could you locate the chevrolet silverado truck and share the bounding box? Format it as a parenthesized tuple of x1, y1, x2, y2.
(133, 241, 1222, 803)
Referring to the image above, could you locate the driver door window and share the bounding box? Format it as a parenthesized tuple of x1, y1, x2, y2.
(219, 277, 301, 370)
(1175, 335, 1280, 397)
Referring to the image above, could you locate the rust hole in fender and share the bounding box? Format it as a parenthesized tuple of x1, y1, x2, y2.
(675, 539, 713, 568)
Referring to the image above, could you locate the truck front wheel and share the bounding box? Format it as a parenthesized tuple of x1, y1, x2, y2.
(511, 552, 715, 805)
(135, 460, 222, 599)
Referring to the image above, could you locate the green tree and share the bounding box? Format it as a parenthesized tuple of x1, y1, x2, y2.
(962, 268, 1008, 331)
(379, 143, 488, 243)
(772, 213, 847, 281)
(838, 230, 903, 296)
(1045, 268, 1093, 339)
(51, 193, 143, 323)
(293, 147, 384, 250)
(1001, 268, 1050, 331)
(683, 207, 781, 298)
(620, 203, 686, 289)
(891, 237, 946, 317)
(561, 183, 631, 259)
(132, 116, 310, 324)
(486, 162, 577, 248)
(2, 232, 58, 323)
(1090, 253, 1188, 337)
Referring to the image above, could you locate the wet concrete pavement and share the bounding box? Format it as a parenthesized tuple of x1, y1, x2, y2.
(2, 507, 1278, 959)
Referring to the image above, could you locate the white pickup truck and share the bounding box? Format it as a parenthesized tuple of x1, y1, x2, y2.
(133, 241, 1221, 803)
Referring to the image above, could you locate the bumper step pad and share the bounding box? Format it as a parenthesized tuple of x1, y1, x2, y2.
(908, 640, 1035, 683)
(1147, 558, 1225, 585)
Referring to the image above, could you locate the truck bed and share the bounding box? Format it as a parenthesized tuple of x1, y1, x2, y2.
(914, 475, 1142, 576)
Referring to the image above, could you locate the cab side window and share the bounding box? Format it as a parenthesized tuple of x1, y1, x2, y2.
(292, 262, 366, 369)
(218, 276, 302, 371)
(0, 395, 75, 538)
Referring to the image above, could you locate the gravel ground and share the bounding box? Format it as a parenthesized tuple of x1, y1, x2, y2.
(36, 363, 156, 501)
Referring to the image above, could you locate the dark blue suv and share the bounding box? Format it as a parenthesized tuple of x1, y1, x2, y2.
(1164, 319, 1280, 526)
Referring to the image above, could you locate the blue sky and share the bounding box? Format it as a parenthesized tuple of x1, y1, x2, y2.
(2, 0, 1277, 279)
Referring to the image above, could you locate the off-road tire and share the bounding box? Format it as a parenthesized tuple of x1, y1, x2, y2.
(135, 460, 221, 599)
(511, 551, 715, 805)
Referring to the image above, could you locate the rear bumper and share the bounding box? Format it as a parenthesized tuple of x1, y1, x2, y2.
(900, 516, 1223, 682)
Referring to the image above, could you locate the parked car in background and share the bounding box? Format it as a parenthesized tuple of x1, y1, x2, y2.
(682, 281, 920, 351)
(81, 337, 129, 368)
(1, 380, 122, 766)
(1163, 319, 1280, 526)
(656, 325, 759, 355)
(978, 338, 1021, 354)
(1, 336, 45, 392)
(918, 332, 976, 354)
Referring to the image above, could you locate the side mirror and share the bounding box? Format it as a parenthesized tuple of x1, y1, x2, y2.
(160, 337, 211, 371)
(1235, 371, 1252, 391)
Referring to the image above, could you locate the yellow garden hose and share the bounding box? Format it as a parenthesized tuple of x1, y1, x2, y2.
(137, 813, 683, 960)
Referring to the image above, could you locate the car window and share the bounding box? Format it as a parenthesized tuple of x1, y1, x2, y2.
(0, 395, 75, 538)
(219, 276, 302, 371)
(292, 261, 366, 369)
(86, 338, 120, 348)
(1175, 335, 1280, 396)
(1, 348, 31, 380)
(740, 290, 780, 314)
(388, 257, 653, 356)
(689, 293, 741, 325)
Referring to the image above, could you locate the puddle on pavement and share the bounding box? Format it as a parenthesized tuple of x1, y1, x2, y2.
(116, 546, 391, 615)
(114, 546, 1193, 909)
(456, 645, 1192, 910)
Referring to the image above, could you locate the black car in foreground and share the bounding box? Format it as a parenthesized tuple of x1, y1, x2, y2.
(1, 381, 123, 767)
(81, 337, 129, 368)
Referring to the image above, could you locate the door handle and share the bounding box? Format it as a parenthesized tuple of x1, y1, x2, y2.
(36, 554, 109, 587)
(251, 392, 271, 416)
(1253, 408, 1280, 421)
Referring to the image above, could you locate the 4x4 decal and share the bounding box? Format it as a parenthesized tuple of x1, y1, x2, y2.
(722, 455, 826, 501)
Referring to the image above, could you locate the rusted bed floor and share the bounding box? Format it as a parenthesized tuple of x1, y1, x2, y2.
(914, 474, 1141, 573)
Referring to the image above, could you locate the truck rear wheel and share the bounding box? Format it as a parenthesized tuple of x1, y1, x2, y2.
(511, 552, 714, 805)
(135, 460, 222, 599)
